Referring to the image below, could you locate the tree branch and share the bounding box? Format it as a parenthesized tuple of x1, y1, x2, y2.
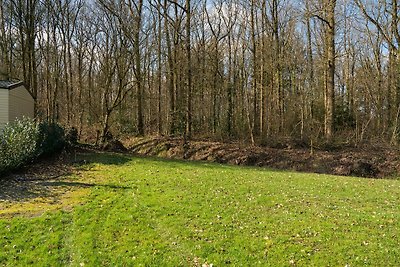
(312, 14, 331, 28)
(166, 0, 187, 13)
(355, 0, 397, 51)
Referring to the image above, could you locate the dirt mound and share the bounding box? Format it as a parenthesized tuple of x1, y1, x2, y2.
(102, 139, 127, 152)
(126, 137, 400, 178)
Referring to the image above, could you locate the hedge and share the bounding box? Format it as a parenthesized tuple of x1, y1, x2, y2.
(0, 118, 65, 176)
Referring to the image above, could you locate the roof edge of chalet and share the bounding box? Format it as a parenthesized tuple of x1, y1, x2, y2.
(0, 80, 24, 90)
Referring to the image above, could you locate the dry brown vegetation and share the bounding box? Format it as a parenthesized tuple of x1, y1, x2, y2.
(125, 137, 400, 178)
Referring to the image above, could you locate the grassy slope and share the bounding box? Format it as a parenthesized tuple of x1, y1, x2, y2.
(0, 153, 399, 266)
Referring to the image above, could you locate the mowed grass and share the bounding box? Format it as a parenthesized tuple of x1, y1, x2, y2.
(0, 153, 400, 266)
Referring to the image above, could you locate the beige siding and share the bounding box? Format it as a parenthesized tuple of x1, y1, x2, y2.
(8, 85, 34, 122)
(0, 90, 9, 130)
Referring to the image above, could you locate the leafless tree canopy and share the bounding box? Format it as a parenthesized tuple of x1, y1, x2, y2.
(0, 0, 399, 144)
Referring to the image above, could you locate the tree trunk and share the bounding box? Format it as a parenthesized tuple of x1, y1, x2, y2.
(135, 0, 144, 136)
(324, 0, 336, 140)
(185, 0, 192, 138)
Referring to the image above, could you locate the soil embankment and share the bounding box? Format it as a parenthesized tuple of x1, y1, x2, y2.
(125, 137, 400, 178)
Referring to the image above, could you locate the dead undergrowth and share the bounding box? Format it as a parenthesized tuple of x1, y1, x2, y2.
(125, 136, 400, 179)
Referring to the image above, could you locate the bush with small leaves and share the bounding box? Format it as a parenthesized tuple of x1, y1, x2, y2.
(0, 117, 40, 174)
(0, 118, 67, 176)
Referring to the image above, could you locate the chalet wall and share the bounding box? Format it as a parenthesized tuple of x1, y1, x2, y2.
(0, 90, 9, 130)
(8, 85, 34, 122)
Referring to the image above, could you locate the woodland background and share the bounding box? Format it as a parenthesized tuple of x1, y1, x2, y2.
(0, 0, 399, 146)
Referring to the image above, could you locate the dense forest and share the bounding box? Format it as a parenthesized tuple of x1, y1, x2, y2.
(0, 0, 399, 145)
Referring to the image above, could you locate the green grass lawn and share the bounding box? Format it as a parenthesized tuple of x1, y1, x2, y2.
(0, 153, 400, 266)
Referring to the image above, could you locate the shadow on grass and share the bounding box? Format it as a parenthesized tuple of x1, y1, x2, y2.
(0, 152, 133, 203)
(131, 152, 240, 171)
(77, 150, 227, 171)
(74, 151, 132, 166)
(0, 178, 131, 202)
(0, 149, 273, 204)
(41, 181, 131, 190)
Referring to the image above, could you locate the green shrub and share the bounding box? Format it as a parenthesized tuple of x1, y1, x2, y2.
(0, 118, 66, 175)
(0, 117, 40, 174)
(38, 122, 65, 157)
